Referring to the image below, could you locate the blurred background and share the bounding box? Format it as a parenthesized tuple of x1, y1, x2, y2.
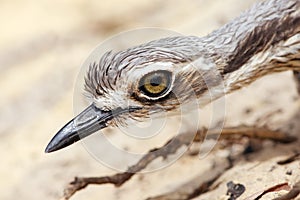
(1, 0, 300, 199)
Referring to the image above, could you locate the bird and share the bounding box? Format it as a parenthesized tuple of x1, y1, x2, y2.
(45, 0, 300, 153)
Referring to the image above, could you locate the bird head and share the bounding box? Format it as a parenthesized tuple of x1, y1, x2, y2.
(45, 36, 223, 153)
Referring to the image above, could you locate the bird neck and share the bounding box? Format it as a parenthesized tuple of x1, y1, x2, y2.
(198, 0, 300, 94)
(222, 33, 300, 93)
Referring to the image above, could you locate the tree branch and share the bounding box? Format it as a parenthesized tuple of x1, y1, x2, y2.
(61, 125, 295, 200)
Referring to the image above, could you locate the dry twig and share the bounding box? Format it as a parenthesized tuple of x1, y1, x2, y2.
(62, 131, 195, 200)
(61, 125, 295, 200)
(273, 181, 300, 200)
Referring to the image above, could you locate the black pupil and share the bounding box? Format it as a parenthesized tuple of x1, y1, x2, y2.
(150, 75, 162, 86)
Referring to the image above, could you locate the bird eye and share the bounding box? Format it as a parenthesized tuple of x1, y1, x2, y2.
(138, 70, 172, 98)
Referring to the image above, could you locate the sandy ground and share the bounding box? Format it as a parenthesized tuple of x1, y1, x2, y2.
(1, 0, 300, 199)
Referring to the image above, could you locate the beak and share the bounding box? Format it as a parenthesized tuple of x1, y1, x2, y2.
(45, 104, 138, 153)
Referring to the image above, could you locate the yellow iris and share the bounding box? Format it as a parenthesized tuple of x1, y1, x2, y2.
(139, 70, 171, 97)
(144, 74, 167, 93)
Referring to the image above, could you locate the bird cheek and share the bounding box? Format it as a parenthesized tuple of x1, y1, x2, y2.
(92, 95, 114, 111)
(127, 83, 138, 97)
(131, 110, 150, 119)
